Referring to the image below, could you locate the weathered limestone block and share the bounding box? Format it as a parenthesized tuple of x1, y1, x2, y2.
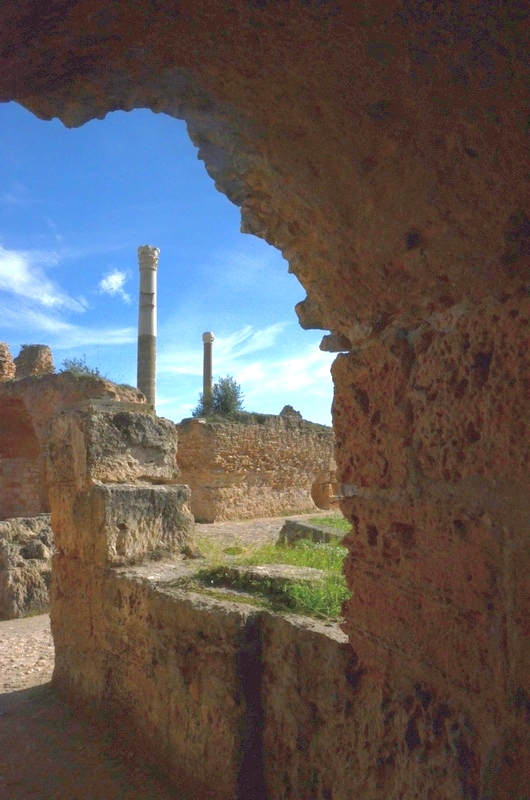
(14, 344, 54, 378)
(409, 298, 528, 483)
(47, 401, 179, 488)
(0, 342, 15, 381)
(47, 404, 194, 565)
(176, 414, 334, 522)
(333, 299, 529, 798)
(259, 615, 473, 800)
(48, 404, 197, 729)
(51, 560, 256, 800)
(310, 463, 340, 510)
(0, 515, 53, 619)
(50, 483, 194, 565)
(51, 556, 108, 706)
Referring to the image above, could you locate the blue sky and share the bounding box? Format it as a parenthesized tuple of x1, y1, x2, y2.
(0, 102, 334, 424)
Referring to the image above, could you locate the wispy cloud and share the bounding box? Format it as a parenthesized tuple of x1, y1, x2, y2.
(0, 245, 135, 350)
(98, 268, 131, 303)
(156, 322, 334, 423)
(215, 323, 288, 359)
(0, 299, 136, 348)
(0, 244, 86, 312)
(158, 323, 289, 377)
(44, 216, 64, 246)
(0, 180, 29, 208)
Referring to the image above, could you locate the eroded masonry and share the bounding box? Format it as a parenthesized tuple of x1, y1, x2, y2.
(0, 3, 527, 799)
(0, 344, 145, 618)
(176, 408, 336, 522)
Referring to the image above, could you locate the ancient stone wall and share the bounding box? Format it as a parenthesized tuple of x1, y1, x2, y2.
(14, 344, 54, 378)
(0, 371, 145, 520)
(46, 404, 482, 799)
(46, 403, 195, 713)
(0, 458, 41, 519)
(176, 414, 334, 522)
(0, 343, 15, 381)
(2, 3, 528, 797)
(333, 296, 529, 798)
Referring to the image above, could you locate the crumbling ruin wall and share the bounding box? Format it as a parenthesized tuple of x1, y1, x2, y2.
(176, 414, 334, 522)
(0, 366, 145, 520)
(2, 3, 528, 797)
(49, 404, 472, 800)
(13, 344, 55, 379)
(0, 343, 15, 381)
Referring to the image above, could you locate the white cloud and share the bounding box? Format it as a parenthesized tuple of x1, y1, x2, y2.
(156, 322, 335, 424)
(158, 324, 289, 377)
(0, 245, 86, 312)
(0, 245, 136, 351)
(98, 269, 131, 304)
(0, 298, 136, 348)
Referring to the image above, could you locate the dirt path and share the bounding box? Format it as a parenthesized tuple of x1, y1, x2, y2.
(0, 514, 322, 798)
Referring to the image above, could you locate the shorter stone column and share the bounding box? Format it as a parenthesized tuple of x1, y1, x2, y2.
(202, 331, 214, 414)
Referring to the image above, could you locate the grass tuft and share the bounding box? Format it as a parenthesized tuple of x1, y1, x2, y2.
(189, 537, 349, 620)
(307, 515, 351, 532)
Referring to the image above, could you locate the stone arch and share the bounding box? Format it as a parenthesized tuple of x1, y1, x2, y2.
(1, 5, 527, 797)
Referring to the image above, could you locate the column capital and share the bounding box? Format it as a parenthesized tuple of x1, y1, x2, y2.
(202, 332, 215, 344)
(137, 245, 160, 270)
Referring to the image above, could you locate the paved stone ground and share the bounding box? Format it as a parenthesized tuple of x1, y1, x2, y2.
(0, 513, 326, 798)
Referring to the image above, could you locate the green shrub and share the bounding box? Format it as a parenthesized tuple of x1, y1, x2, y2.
(192, 375, 245, 417)
(60, 355, 103, 379)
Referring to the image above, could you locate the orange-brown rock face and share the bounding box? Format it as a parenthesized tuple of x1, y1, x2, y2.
(176, 414, 333, 522)
(0, 372, 145, 519)
(1, 3, 527, 797)
(0, 343, 15, 381)
(13, 344, 54, 378)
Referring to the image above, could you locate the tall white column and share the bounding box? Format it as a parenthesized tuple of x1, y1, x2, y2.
(202, 332, 214, 413)
(137, 245, 159, 408)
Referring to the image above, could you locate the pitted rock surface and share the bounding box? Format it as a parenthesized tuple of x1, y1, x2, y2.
(0, 515, 53, 619)
(0, 5, 527, 798)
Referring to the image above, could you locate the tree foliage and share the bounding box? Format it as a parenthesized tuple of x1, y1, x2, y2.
(192, 375, 245, 417)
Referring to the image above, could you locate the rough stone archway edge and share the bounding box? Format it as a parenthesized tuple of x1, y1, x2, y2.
(2, 3, 528, 798)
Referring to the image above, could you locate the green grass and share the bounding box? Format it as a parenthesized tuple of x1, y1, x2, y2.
(184, 538, 349, 620)
(307, 514, 351, 532)
(238, 540, 346, 572)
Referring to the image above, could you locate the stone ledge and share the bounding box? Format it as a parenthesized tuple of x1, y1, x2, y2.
(278, 518, 346, 546)
(224, 563, 325, 585)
